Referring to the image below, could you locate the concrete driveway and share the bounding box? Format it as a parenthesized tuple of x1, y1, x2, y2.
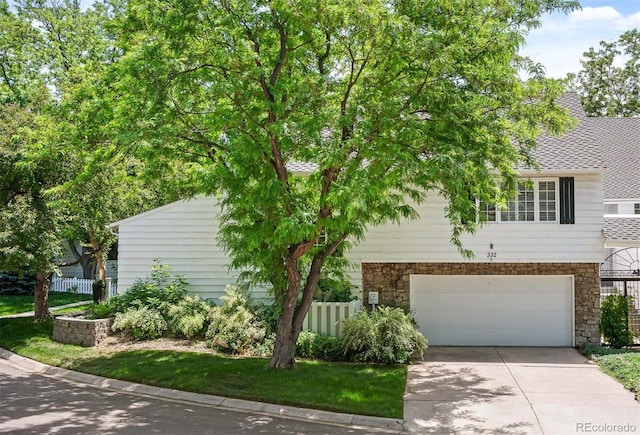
(404, 347, 640, 434)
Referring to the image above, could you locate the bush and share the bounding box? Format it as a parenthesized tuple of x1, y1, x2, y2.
(112, 306, 168, 340)
(110, 261, 188, 314)
(340, 306, 427, 364)
(0, 271, 36, 295)
(206, 306, 267, 354)
(205, 285, 268, 355)
(296, 330, 342, 361)
(315, 276, 356, 302)
(253, 302, 279, 335)
(601, 294, 635, 348)
(85, 300, 115, 319)
(166, 296, 214, 339)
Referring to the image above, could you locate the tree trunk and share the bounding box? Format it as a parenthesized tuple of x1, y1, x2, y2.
(67, 240, 97, 279)
(34, 270, 53, 321)
(89, 231, 107, 283)
(269, 314, 300, 369)
(268, 254, 325, 369)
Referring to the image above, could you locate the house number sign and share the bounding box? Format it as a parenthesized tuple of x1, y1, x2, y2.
(486, 251, 497, 261)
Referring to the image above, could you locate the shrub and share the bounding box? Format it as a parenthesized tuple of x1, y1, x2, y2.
(340, 306, 427, 364)
(112, 306, 168, 340)
(0, 271, 36, 295)
(205, 285, 268, 354)
(253, 302, 279, 334)
(315, 276, 356, 302)
(85, 300, 115, 319)
(206, 305, 267, 354)
(166, 296, 214, 339)
(110, 261, 188, 314)
(296, 330, 342, 361)
(601, 294, 635, 348)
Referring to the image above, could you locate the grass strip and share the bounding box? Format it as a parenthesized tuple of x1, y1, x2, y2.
(0, 317, 405, 418)
(0, 292, 93, 316)
(582, 345, 640, 400)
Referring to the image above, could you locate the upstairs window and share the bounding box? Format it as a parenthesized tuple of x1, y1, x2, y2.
(480, 179, 562, 223)
(635, 203, 640, 215)
(501, 182, 535, 222)
(538, 181, 557, 222)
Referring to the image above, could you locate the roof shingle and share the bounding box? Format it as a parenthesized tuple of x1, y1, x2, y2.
(604, 217, 640, 242)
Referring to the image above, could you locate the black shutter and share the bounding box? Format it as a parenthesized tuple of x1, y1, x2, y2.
(559, 177, 575, 224)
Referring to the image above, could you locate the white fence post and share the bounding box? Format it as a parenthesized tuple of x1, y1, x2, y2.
(302, 300, 362, 337)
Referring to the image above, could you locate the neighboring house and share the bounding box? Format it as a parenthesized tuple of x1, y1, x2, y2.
(111, 93, 605, 347)
(58, 242, 118, 281)
(597, 117, 640, 337)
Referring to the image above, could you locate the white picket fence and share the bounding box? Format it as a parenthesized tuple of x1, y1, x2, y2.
(302, 300, 363, 337)
(50, 277, 115, 297)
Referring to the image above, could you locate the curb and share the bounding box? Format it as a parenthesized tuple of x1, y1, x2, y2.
(0, 347, 404, 433)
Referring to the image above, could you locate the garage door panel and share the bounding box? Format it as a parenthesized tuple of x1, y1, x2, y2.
(415, 309, 571, 330)
(412, 293, 571, 312)
(424, 327, 572, 347)
(410, 275, 574, 346)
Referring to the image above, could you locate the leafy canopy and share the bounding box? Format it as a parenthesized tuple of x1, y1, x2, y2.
(114, 0, 577, 292)
(570, 29, 640, 117)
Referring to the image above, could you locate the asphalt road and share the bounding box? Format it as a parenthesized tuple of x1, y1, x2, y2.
(0, 359, 380, 435)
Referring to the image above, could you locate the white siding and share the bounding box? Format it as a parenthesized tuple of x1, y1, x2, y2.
(344, 174, 604, 289)
(115, 174, 604, 301)
(115, 196, 268, 302)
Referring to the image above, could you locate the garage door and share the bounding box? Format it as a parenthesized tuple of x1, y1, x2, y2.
(410, 275, 574, 346)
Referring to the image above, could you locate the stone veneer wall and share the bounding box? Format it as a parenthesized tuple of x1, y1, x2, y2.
(52, 317, 113, 347)
(361, 262, 601, 345)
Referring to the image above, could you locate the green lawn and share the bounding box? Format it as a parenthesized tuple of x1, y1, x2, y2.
(582, 345, 640, 400)
(0, 292, 93, 316)
(0, 317, 406, 418)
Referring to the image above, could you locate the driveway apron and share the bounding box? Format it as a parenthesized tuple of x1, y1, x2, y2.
(404, 347, 640, 434)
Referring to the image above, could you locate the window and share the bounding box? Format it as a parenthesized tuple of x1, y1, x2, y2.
(605, 204, 619, 214)
(314, 228, 327, 247)
(479, 201, 496, 222)
(501, 182, 535, 222)
(538, 181, 557, 221)
(480, 179, 560, 223)
(635, 203, 640, 215)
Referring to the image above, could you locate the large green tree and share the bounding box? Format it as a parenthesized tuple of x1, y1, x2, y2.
(569, 29, 640, 117)
(113, 0, 577, 368)
(0, 0, 168, 316)
(0, 101, 68, 320)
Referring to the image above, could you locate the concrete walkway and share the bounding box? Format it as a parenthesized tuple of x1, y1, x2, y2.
(404, 347, 640, 434)
(2, 301, 92, 318)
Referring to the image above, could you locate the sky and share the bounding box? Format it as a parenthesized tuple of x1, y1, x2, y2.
(520, 0, 640, 78)
(7, 0, 639, 79)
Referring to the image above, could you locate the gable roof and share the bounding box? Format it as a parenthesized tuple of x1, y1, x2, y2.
(592, 117, 640, 200)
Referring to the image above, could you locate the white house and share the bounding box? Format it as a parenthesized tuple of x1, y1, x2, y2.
(110, 93, 606, 347)
(597, 117, 640, 339)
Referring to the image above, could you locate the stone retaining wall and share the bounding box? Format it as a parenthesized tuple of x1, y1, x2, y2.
(52, 317, 113, 347)
(361, 262, 601, 345)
